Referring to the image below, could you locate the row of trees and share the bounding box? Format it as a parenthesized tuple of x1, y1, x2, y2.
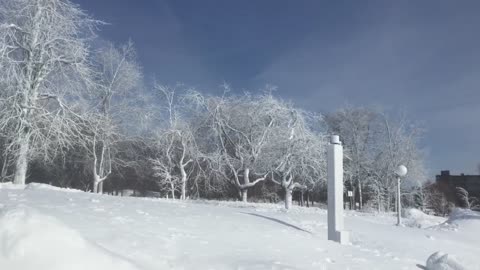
(0, 0, 145, 191)
(325, 106, 427, 211)
(0, 0, 430, 211)
(150, 86, 328, 209)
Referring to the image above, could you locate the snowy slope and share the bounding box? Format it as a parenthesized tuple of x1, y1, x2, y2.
(0, 183, 478, 270)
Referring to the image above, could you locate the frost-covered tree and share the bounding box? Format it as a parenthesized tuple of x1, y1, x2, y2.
(456, 187, 479, 210)
(0, 136, 13, 182)
(150, 85, 199, 200)
(201, 90, 287, 202)
(266, 102, 327, 209)
(0, 0, 98, 185)
(325, 106, 377, 209)
(87, 41, 142, 193)
(368, 113, 427, 212)
(270, 135, 327, 209)
(424, 183, 452, 216)
(326, 107, 427, 212)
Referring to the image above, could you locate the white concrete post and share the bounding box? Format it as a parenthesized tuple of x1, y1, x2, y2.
(327, 135, 349, 244)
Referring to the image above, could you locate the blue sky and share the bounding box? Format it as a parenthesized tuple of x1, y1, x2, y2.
(76, 0, 480, 177)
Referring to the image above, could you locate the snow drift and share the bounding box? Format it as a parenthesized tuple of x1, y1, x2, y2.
(433, 208, 480, 232)
(447, 208, 480, 224)
(24, 183, 82, 193)
(0, 205, 140, 270)
(403, 208, 445, 228)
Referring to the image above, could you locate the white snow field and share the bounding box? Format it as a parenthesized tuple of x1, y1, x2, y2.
(0, 183, 478, 270)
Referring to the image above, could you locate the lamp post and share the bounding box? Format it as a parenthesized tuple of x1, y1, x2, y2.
(394, 165, 407, 226)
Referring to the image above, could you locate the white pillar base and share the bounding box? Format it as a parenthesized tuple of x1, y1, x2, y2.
(329, 230, 349, 245)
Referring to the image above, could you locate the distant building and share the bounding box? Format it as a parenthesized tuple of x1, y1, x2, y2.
(435, 170, 480, 206)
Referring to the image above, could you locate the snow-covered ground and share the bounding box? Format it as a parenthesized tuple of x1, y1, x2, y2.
(0, 183, 478, 270)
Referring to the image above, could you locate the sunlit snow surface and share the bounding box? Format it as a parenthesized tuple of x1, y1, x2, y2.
(0, 183, 477, 270)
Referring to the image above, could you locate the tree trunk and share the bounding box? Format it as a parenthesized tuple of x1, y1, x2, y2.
(240, 168, 250, 202)
(13, 136, 30, 185)
(92, 138, 110, 194)
(180, 181, 186, 200)
(306, 191, 310, 207)
(93, 174, 99, 193)
(377, 191, 381, 213)
(358, 180, 363, 210)
(349, 178, 355, 209)
(193, 173, 200, 199)
(241, 189, 248, 202)
(387, 192, 392, 212)
(352, 186, 357, 210)
(180, 165, 187, 200)
(285, 187, 293, 209)
(300, 190, 305, 206)
(1, 153, 8, 182)
(92, 138, 100, 193)
(170, 183, 175, 199)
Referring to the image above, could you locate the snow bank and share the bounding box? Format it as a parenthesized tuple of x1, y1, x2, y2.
(0, 182, 81, 193)
(24, 182, 81, 193)
(403, 208, 445, 228)
(0, 182, 25, 190)
(421, 251, 466, 270)
(0, 206, 140, 270)
(434, 208, 480, 231)
(447, 208, 480, 223)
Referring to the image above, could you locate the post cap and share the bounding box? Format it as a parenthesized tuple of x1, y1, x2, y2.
(330, 135, 341, 145)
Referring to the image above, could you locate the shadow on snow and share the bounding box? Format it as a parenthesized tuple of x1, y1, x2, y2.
(240, 212, 312, 234)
